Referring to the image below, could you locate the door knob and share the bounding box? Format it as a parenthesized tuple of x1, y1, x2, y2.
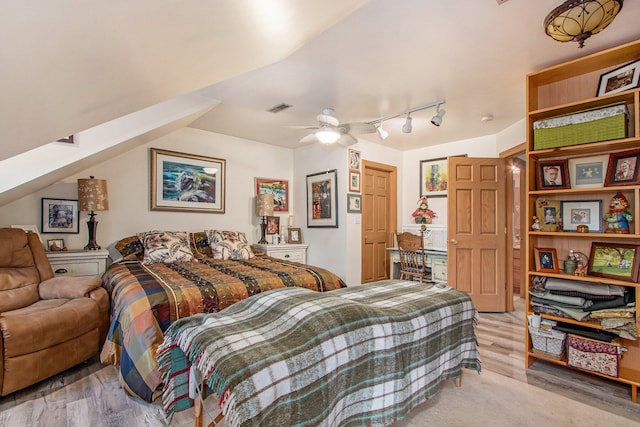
(449, 239, 458, 245)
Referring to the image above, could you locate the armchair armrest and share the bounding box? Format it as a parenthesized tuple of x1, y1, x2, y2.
(39, 276, 102, 299)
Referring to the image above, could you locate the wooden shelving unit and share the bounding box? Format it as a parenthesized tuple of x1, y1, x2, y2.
(525, 39, 640, 403)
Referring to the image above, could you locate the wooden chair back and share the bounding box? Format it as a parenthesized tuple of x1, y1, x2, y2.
(395, 227, 431, 283)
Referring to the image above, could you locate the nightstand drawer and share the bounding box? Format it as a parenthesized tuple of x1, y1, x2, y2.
(431, 258, 448, 282)
(269, 250, 305, 262)
(51, 261, 101, 277)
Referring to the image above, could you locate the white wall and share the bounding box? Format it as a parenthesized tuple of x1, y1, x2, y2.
(0, 127, 294, 255)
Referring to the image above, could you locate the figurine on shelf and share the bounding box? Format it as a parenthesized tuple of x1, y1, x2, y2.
(531, 216, 541, 231)
(604, 191, 633, 234)
(573, 263, 586, 277)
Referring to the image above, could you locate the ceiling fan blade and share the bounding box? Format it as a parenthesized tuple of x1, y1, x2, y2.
(337, 133, 358, 146)
(341, 122, 377, 134)
(299, 133, 318, 144)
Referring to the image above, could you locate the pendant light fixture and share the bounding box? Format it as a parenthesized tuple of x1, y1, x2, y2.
(544, 0, 624, 48)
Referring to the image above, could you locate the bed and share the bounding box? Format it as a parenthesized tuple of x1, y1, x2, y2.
(158, 280, 481, 427)
(100, 230, 345, 402)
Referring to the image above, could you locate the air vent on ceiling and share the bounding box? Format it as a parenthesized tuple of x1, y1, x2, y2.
(496, 0, 509, 4)
(267, 103, 292, 114)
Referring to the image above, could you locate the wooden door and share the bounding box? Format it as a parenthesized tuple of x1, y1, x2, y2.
(448, 156, 507, 312)
(361, 161, 397, 283)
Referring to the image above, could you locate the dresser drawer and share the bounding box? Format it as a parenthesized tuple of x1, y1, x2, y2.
(431, 258, 448, 282)
(46, 249, 109, 278)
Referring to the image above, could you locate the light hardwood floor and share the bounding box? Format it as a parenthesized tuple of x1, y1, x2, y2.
(1, 296, 640, 425)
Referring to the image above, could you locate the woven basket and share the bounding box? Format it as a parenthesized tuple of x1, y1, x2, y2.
(529, 326, 566, 356)
(533, 104, 628, 150)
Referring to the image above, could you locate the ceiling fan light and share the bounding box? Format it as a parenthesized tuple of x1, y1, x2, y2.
(315, 129, 340, 144)
(544, 0, 624, 48)
(402, 115, 413, 133)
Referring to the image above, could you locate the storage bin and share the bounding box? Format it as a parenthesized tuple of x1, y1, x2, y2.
(529, 326, 566, 357)
(533, 103, 628, 150)
(567, 334, 622, 378)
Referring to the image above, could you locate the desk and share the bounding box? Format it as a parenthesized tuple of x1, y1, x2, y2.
(387, 248, 448, 283)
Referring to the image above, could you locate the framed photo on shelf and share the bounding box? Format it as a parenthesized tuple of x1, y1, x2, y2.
(288, 227, 302, 244)
(596, 58, 640, 96)
(536, 159, 570, 190)
(568, 155, 608, 189)
(47, 239, 65, 251)
(535, 199, 561, 232)
(347, 193, 362, 213)
(255, 178, 289, 212)
(561, 200, 602, 232)
(41, 198, 79, 234)
(348, 148, 361, 171)
(306, 169, 338, 228)
(266, 216, 280, 235)
(588, 242, 640, 283)
(150, 148, 225, 213)
(349, 171, 361, 193)
(534, 247, 559, 273)
(604, 148, 640, 187)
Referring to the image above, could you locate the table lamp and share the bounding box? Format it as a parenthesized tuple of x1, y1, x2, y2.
(77, 176, 109, 250)
(256, 193, 274, 244)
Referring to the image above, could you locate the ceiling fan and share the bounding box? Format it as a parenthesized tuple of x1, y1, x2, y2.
(297, 108, 376, 146)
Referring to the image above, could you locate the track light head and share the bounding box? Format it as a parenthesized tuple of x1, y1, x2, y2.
(402, 115, 413, 133)
(376, 123, 389, 140)
(431, 107, 446, 126)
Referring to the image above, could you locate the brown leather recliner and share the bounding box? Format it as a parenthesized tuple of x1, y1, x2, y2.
(0, 228, 110, 396)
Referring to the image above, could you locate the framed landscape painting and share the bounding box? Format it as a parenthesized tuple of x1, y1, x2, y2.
(150, 148, 225, 213)
(256, 178, 289, 212)
(588, 242, 640, 283)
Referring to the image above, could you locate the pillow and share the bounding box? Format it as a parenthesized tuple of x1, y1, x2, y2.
(189, 231, 213, 258)
(112, 235, 145, 262)
(205, 230, 254, 260)
(138, 231, 195, 264)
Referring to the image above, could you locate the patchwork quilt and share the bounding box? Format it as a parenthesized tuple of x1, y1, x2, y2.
(100, 255, 345, 402)
(158, 280, 480, 426)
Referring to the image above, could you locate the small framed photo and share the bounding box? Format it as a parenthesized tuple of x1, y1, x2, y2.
(11, 225, 42, 242)
(349, 171, 361, 193)
(347, 193, 362, 213)
(266, 216, 280, 235)
(536, 159, 570, 190)
(41, 198, 79, 233)
(288, 228, 302, 244)
(535, 199, 561, 232)
(561, 200, 602, 232)
(604, 148, 640, 187)
(588, 242, 640, 283)
(348, 148, 361, 171)
(568, 155, 609, 189)
(47, 239, 65, 251)
(597, 59, 640, 97)
(534, 247, 559, 273)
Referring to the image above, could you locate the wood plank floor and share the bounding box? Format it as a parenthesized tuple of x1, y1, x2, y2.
(1, 296, 639, 425)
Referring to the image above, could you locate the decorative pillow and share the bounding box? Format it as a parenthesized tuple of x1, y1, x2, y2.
(138, 231, 195, 264)
(189, 231, 212, 258)
(112, 235, 145, 262)
(205, 230, 254, 260)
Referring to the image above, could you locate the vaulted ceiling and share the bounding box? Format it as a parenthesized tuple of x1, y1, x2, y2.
(1, 0, 639, 201)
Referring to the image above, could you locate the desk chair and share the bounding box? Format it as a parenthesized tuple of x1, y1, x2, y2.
(396, 225, 432, 283)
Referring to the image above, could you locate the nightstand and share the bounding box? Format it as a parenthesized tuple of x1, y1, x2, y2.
(46, 249, 110, 278)
(253, 243, 308, 264)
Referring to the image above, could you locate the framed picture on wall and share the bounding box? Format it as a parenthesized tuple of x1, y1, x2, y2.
(255, 178, 289, 212)
(349, 171, 361, 193)
(150, 148, 226, 213)
(306, 169, 338, 228)
(348, 148, 361, 171)
(41, 198, 79, 233)
(347, 193, 362, 213)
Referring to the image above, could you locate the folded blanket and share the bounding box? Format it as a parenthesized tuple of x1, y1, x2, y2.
(583, 294, 631, 312)
(600, 318, 638, 340)
(548, 289, 617, 301)
(530, 295, 592, 310)
(544, 278, 625, 296)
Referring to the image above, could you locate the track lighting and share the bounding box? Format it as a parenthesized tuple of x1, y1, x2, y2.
(376, 123, 389, 140)
(402, 115, 413, 133)
(367, 99, 446, 139)
(431, 107, 446, 127)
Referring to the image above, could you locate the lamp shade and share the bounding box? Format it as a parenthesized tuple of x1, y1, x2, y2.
(256, 193, 274, 217)
(78, 177, 109, 211)
(544, 0, 624, 48)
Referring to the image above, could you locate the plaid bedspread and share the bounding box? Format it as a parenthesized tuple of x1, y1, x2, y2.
(100, 255, 345, 402)
(157, 280, 480, 426)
